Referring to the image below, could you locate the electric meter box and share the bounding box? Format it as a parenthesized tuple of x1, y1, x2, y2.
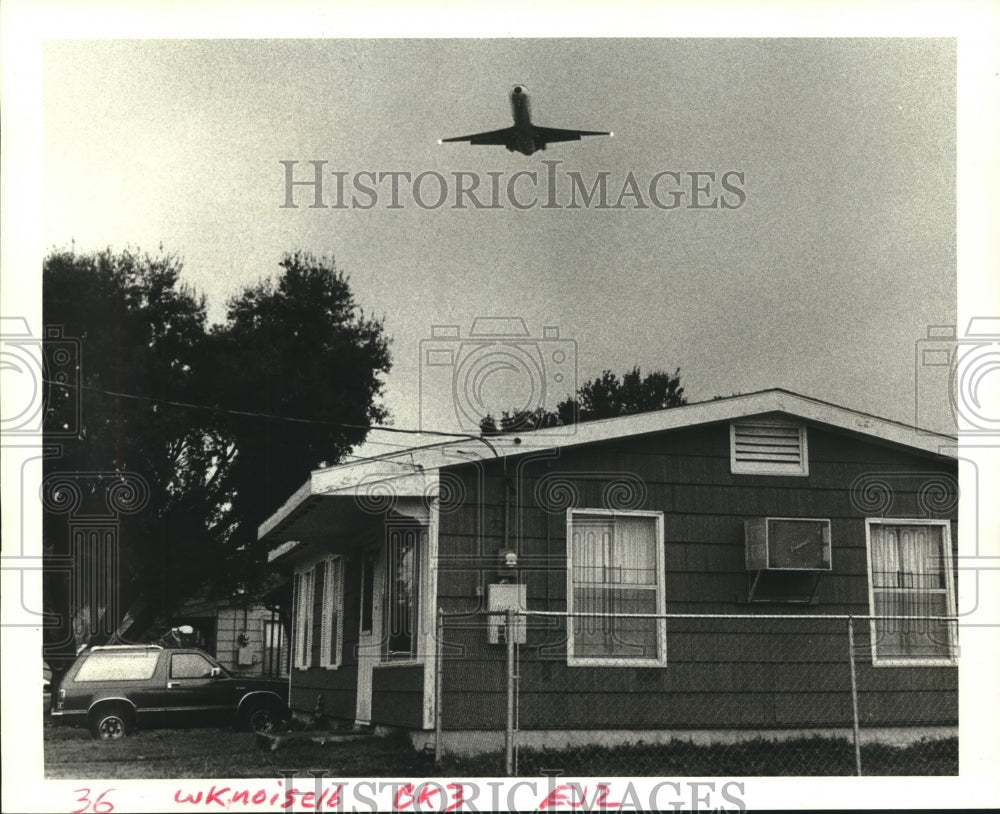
(487, 583, 527, 644)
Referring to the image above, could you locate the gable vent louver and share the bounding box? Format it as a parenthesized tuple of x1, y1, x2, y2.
(730, 420, 808, 475)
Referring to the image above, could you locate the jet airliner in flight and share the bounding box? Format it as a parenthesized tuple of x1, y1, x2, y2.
(440, 85, 612, 156)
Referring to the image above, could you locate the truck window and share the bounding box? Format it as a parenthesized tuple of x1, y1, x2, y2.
(170, 652, 215, 679)
(75, 652, 159, 682)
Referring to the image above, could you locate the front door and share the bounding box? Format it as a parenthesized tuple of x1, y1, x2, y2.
(355, 546, 382, 724)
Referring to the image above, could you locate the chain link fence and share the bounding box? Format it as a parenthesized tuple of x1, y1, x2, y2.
(434, 610, 957, 777)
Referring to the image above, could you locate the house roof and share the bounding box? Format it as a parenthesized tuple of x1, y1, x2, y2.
(260, 389, 956, 548)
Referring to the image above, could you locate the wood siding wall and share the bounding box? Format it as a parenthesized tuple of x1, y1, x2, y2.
(372, 666, 425, 728)
(174, 602, 288, 676)
(215, 608, 288, 676)
(437, 422, 958, 731)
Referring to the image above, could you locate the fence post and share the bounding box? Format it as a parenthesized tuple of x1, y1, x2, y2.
(847, 616, 862, 776)
(435, 608, 444, 767)
(505, 608, 516, 777)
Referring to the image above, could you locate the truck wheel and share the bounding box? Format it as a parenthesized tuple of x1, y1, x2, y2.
(89, 705, 132, 740)
(242, 701, 280, 733)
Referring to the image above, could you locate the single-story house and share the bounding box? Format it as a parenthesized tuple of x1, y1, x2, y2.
(164, 598, 288, 678)
(261, 390, 958, 753)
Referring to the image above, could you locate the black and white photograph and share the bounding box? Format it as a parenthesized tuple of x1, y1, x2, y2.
(2, 2, 998, 812)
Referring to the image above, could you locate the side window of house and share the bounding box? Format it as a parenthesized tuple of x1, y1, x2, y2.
(320, 556, 344, 669)
(567, 510, 666, 666)
(262, 619, 284, 675)
(293, 567, 315, 670)
(170, 652, 214, 679)
(360, 549, 377, 634)
(730, 419, 808, 476)
(867, 520, 956, 665)
(383, 524, 424, 661)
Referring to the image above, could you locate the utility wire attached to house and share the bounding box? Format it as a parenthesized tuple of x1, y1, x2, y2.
(40, 377, 501, 465)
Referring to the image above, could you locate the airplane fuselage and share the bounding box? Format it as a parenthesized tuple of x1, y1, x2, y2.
(440, 85, 610, 156)
(509, 85, 539, 155)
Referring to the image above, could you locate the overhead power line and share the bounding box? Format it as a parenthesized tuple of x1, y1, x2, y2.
(41, 377, 483, 441)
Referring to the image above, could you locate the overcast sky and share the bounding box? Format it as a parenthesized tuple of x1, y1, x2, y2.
(42, 38, 958, 447)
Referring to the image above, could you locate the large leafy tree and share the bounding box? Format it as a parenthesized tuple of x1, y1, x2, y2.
(206, 251, 391, 582)
(42, 248, 390, 678)
(481, 366, 686, 434)
(43, 247, 223, 675)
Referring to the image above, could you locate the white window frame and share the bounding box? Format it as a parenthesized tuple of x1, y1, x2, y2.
(293, 566, 315, 670)
(730, 419, 809, 476)
(865, 518, 957, 667)
(319, 555, 345, 670)
(566, 508, 667, 668)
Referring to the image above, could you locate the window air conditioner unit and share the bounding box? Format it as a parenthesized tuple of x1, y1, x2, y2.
(745, 517, 832, 571)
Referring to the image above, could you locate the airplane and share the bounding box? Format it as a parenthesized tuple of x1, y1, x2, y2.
(439, 85, 612, 156)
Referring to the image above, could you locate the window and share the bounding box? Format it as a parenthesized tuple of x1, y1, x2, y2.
(262, 619, 284, 676)
(75, 652, 159, 682)
(867, 520, 956, 665)
(360, 550, 376, 634)
(170, 652, 215, 679)
(731, 419, 808, 476)
(383, 524, 424, 661)
(293, 566, 315, 670)
(320, 556, 344, 669)
(567, 510, 666, 666)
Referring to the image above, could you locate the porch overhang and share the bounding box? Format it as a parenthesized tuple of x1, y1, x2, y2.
(261, 467, 436, 567)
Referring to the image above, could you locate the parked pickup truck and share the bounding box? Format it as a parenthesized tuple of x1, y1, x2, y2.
(51, 644, 288, 739)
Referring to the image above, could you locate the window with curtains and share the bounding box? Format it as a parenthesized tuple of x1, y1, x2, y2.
(293, 566, 315, 670)
(867, 520, 956, 665)
(320, 556, 344, 669)
(567, 510, 666, 666)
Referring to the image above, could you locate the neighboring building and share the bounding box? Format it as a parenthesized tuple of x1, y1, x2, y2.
(167, 598, 288, 678)
(261, 390, 958, 752)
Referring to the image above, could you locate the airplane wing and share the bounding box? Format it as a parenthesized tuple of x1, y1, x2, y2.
(534, 126, 611, 145)
(440, 127, 515, 146)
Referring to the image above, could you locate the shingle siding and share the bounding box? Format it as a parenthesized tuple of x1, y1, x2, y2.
(437, 421, 957, 731)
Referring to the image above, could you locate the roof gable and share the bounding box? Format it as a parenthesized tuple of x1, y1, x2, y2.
(259, 389, 956, 541)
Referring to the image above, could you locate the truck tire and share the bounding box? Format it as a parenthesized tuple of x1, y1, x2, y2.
(89, 704, 133, 740)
